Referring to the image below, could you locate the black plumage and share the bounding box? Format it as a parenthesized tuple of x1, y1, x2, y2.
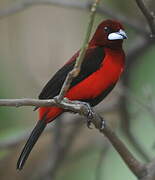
(39, 47, 105, 100)
(17, 119, 46, 170)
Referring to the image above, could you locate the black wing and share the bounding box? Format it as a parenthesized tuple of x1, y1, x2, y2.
(39, 46, 105, 100)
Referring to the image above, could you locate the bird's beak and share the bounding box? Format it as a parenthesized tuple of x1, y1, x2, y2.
(108, 29, 127, 40)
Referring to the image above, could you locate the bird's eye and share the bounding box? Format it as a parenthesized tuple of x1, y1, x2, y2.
(104, 26, 111, 33)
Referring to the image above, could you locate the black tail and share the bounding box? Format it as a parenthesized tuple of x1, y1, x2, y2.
(17, 120, 46, 170)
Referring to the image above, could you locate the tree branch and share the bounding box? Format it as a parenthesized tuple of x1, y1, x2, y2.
(135, 0, 155, 37)
(0, 0, 87, 18)
(0, 102, 117, 150)
(98, 118, 147, 179)
(0, 0, 148, 36)
(0, 98, 146, 178)
(0, 0, 88, 18)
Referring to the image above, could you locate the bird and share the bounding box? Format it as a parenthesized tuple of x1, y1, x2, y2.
(17, 19, 127, 170)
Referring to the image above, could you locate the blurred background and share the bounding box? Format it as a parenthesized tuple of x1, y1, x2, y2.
(0, 0, 155, 179)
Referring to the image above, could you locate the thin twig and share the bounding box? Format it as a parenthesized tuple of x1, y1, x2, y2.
(98, 5, 148, 36)
(57, 0, 100, 101)
(0, 0, 148, 36)
(0, 98, 54, 107)
(135, 0, 155, 37)
(0, 0, 88, 19)
(0, 98, 92, 114)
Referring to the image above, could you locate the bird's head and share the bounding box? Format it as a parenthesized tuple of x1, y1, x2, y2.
(89, 19, 127, 49)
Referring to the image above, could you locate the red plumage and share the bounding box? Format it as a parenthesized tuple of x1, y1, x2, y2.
(39, 47, 125, 122)
(17, 19, 127, 170)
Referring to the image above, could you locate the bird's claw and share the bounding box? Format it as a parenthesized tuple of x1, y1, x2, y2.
(100, 118, 106, 130)
(53, 96, 60, 103)
(33, 107, 38, 111)
(87, 119, 93, 129)
(81, 102, 95, 129)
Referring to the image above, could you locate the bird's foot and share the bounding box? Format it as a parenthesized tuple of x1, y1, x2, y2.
(73, 101, 95, 129)
(86, 119, 93, 129)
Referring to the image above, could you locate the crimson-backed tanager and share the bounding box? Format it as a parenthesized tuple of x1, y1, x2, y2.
(17, 19, 127, 170)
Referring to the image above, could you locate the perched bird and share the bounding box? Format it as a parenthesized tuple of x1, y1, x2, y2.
(17, 19, 127, 170)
